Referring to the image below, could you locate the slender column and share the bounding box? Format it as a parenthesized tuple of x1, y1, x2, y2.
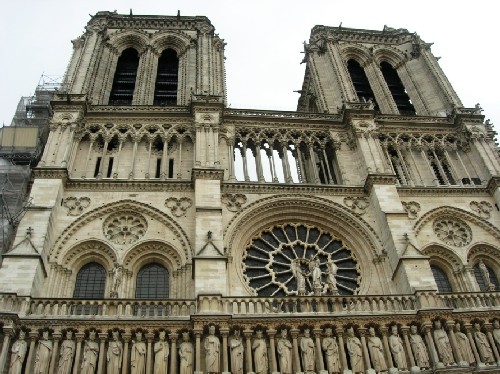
(432, 149, 449, 185)
(477, 139, 497, 174)
(241, 144, 250, 181)
(381, 328, 394, 369)
(51, 126, 64, 164)
(113, 139, 124, 178)
(177, 140, 183, 179)
(49, 331, 62, 374)
(61, 124, 77, 167)
(464, 325, 482, 365)
(129, 139, 139, 179)
(194, 329, 202, 373)
(423, 325, 440, 367)
(421, 148, 439, 186)
(97, 138, 109, 178)
(73, 333, 84, 374)
(97, 333, 107, 374)
(255, 144, 265, 182)
(0, 328, 12, 373)
(205, 126, 211, 166)
(445, 322, 462, 364)
(267, 148, 278, 183)
(322, 148, 334, 184)
(221, 328, 229, 373)
(290, 329, 301, 373)
(401, 327, 415, 368)
(308, 144, 320, 184)
(145, 139, 153, 178)
(25, 332, 38, 373)
(408, 147, 425, 186)
(161, 138, 169, 179)
(169, 334, 178, 374)
(313, 329, 325, 371)
(455, 149, 472, 182)
(195, 125, 202, 166)
(359, 329, 372, 370)
(268, 329, 278, 373)
(40, 127, 57, 166)
(122, 333, 131, 374)
(335, 329, 348, 372)
(396, 147, 414, 186)
(295, 146, 306, 183)
(228, 140, 236, 181)
(146, 333, 154, 374)
(443, 149, 460, 185)
(281, 144, 293, 183)
(82, 137, 95, 178)
(213, 125, 220, 166)
(243, 330, 253, 373)
(486, 330, 500, 363)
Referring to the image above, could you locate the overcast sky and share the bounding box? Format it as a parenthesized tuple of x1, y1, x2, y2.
(1, 0, 498, 137)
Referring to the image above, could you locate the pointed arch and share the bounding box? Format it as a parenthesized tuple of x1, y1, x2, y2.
(108, 29, 149, 55)
(339, 45, 372, 67)
(372, 46, 407, 68)
(150, 31, 193, 56)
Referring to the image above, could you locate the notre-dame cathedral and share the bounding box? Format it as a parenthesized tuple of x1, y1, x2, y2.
(0, 10, 499, 374)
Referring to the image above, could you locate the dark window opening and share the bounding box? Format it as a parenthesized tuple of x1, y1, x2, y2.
(155, 159, 161, 178)
(106, 157, 114, 178)
(380, 61, 416, 115)
(347, 59, 379, 111)
(154, 49, 179, 106)
(73, 262, 106, 299)
(474, 263, 500, 291)
(168, 159, 174, 178)
(135, 263, 169, 299)
(431, 264, 452, 293)
(94, 157, 102, 177)
(109, 48, 139, 105)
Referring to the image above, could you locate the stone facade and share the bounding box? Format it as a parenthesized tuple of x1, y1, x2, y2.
(0, 11, 500, 374)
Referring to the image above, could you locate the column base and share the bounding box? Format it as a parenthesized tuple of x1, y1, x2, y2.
(195, 371, 204, 374)
(475, 362, 488, 369)
(458, 361, 470, 367)
(319, 370, 329, 374)
(389, 368, 399, 374)
(410, 366, 420, 374)
(342, 370, 353, 374)
(365, 369, 376, 374)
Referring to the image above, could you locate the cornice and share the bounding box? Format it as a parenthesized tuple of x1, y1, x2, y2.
(397, 186, 491, 197)
(33, 167, 68, 180)
(487, 176, 500, 195)
(364, 174, 398, 193)
(192, 168, 224, 181)
(87, 105, 191, 117)
(224, 108, 342, 123)
(222, 182, 366, 196)
(65, 179, 193, 192)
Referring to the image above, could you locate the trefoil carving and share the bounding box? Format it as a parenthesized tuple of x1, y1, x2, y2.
(63, 197, 91, 216)
(165, 197, 192, 217)
(221, 193, 247, 212)
(470, 201, 493, 219)
(402, 201, 421, 219)
(343, 197, 369, 215)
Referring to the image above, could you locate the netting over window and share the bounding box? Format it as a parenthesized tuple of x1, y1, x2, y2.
(243, 224, 360, 296)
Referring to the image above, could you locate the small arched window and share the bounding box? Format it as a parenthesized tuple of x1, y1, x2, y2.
(380, 61, 416, 115)
(347, 59, 379, 110)
(474, 261, 500, 291)
(136, 263, 169, 299)
(73, 262, 106, 299)
(154, 49, 179, 105)
(431, 264, 452, 293)
(109, 48, 139, 105)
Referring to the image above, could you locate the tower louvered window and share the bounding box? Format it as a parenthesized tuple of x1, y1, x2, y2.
(347, 59, 379, 110)
(109, 48, 139, 105)
(380, 61, 416, 115)
(154, 49, 179, 105)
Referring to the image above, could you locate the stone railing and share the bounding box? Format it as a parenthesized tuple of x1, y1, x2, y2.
(1, 291, 500, 320)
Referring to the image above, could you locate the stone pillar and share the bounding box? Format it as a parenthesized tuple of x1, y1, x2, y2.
(445, 322, 462, 365)
(243, 330, 253, 373)
(335, 328, 348, 373)
(221, 328, 230, 374)
(290, 329, 301, 373)
(170, 333, 178, 374)
(49, 330, 61, 374)
(73, 333, 84, 374)
(97, 332, 107, 374)
(359, 329, 373, 373)
(400, 327, 415, 369)
(122, 333, 131, 374)
(486, 329, 500, 364)
(267, 329, 278, 374)
(25, 331, 38, 374)
(194, 329, 202, 374)
(464, 325, 482, 367)
(313, 329, 325, 371)
(0, 327, 13, 373)
(381, 328, 394, 369)
(423, 325, 441, 369)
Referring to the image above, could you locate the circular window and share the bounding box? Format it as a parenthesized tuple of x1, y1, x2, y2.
(103, 211, 148, 244)
(242, 223, 360, 296)
(433, 217, 472, 247)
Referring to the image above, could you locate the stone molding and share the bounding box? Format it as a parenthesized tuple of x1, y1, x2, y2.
(364, 174, 397, 193)
(191, 168, 224, 181)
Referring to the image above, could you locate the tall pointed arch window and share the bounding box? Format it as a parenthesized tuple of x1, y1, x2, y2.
(135, 263, 169, 299)
(109, 48, 139, 105)
(73, 262, 106, 299)
(347, 59, 379, 110)
(380, 61, 416, 115)
(431, 264, 452, 293)
(154, 49, 179, 105)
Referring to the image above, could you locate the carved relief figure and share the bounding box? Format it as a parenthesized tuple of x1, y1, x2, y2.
(408, 325, 430, 369)
(367, 327, 387, 372)
(454, 323, 474, 365)
(310, 258, 323, 296)
(473, 323, 494, 364)
(300, 329, 315, 372)
(204, 325, 220, 373)
(389, 326, 407, 370)
(432, 320, 455, 366)
(131, 331, 147, 374)
(292, 262, 306, 295)
(493, 320, 500, 350)
(9, 330, 27, 374)
(346, 328, 364, 373)
(326, 261, 339, 295)
(229, 330, 244, 374)
(81, 331, 99, 374)
(107, 331, 123, 374)
(57, 331, 76, 374)
(179, 332, 193, 374)
(110, 264, 122, 298)
(252, 330, 268, 374)
(34, 330, 53, 374)
(277, 329, 292, 374)
(322, 328, 340, 374)
(154, 331, 169, 374)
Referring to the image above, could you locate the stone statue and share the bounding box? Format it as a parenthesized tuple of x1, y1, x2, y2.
(9, 330, 27, 374)
(34, 330, 53, 374)
(454, 323, 474, 365)
(277, 329, 292, 374)
(389, 325, 407, 370)
(473, 323, 494, 364)
(229, 330, 244, 374)
(56, 331, 76, 374)
(326, 261, 339, 295)
(204, 325, 220, 373)
(81, 331, 99, 374)
(300, 329, 315, 372)
(154, 331, 169, 374)
(408, 325, 430, 369)
(131, 331, 147, 374)
(492, 320, 500, 350)
(107, 331, 123, 374)
(310, 258, 322, 296)
(432, 320, 455, 366)
(179, 332, 193, 374)
(367, 327, 387, 372)
(292, 261, 306, 295)
(322, 328, 340, 374)
(111, 264, 122, 298)
(346, 328, 364, 373)
(252, 330, 268, 374)
(479, 260, 494, 290)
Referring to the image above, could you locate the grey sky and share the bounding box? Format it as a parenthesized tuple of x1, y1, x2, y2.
(1, 0, 498, 138)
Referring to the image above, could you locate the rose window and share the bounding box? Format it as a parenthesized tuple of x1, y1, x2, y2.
(103, 211, 148, 244)
(243, 224, 360, 296)
(433, 217, 472, 247)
